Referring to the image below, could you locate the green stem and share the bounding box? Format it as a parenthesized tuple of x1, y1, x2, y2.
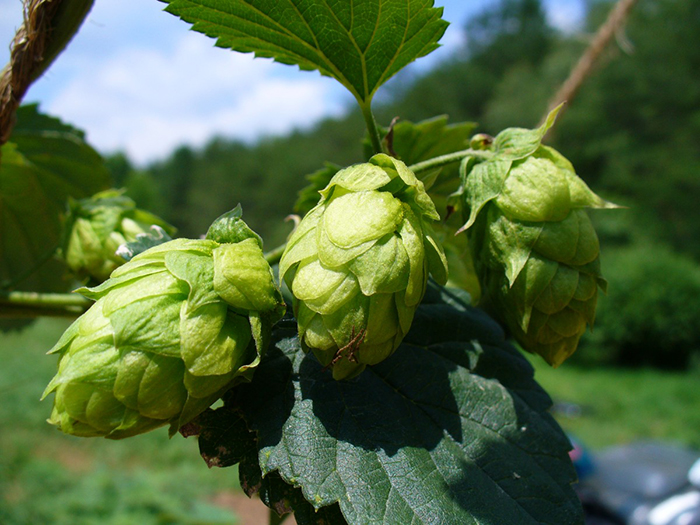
(0, 291, 92, 319)
(409, 149, 493, 175)
(264, 243, 287, 266)
(360, 100, 383, 155)
(268, 508, 288, 525)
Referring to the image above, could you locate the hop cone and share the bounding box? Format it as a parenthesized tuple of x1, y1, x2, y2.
(280, 154, 448, 380)
(43, 209, 285, 438)
(459, 107, 617, 367)
(63, 189, 175, 282)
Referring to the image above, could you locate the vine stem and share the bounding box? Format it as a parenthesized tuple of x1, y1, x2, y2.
(544, 0, 639, 125)
(0, 290, 91, 318)
(264, 243, 286, 266)
(360, 99, 383, 155)
(409, 149, 493, 175)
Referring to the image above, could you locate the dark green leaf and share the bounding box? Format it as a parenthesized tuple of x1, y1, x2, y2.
(196, 406, 257, 468)
(196, 403, 345, 523)
(160, 0, 448, 104)
(392, 116, 476, 167)
(211, 283, 581, 524)
(0, 104, 111, 293)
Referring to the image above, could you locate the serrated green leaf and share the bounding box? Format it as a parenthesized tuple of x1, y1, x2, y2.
(160, 0, 448, 104)
(206, 284, 581, 524)
(195, 404, 344, 523)
(0, 105, 111, 294)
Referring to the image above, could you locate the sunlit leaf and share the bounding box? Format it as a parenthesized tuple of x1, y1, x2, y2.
(160, 0, 448, 105)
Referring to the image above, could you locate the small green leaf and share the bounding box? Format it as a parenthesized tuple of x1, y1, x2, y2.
(0, 105, 111, 293)
(493, 104, 562, 160)
(213, 238, 282, 312)
(322, 191, 403, 248)
(459, 158, 512, 232)
(160, 0, 448, 104)
(496, 157, 571, 222)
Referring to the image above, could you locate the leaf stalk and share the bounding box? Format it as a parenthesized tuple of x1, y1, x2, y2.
(409, 149, 493, 175)
(360, 100, 383, 156)
(0, 290, 91, 319)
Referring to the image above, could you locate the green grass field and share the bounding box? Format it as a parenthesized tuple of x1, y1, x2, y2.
(0, 319, 242, 525)
(2, 320, 699, 523)
(532, 358, 700, 450)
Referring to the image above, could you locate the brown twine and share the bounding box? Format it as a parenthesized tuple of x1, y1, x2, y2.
(545, 0, 639, 125)
(0, 0, 65, 145)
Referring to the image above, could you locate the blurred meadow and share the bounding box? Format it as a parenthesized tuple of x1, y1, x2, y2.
(0, 319, 243, 524)
(2, 0, 700, 522)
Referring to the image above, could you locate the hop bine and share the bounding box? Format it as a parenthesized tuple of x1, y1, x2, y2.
(43, 208, 285, 438)
(458, 107, 618, 367)
(280, 154, 448, 380)
(62, 190, 175, 282)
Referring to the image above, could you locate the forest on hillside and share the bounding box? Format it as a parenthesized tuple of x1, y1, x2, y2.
(108, 0, 700, 369)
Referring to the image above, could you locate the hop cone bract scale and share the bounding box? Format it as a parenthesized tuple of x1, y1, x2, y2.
(280, 154, 448, 380)
(63, 189, 175, 282)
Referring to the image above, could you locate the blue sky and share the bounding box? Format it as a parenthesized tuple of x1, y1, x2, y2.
(0, 0, 583, 164)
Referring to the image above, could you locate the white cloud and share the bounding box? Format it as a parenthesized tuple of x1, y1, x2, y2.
(6, 0, 586, 165)
(47, 34, 349, 164)
(545, 0, 584, 33)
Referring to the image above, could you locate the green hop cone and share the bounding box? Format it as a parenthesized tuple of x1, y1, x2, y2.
(43, 208, 285, 438)
(459, 106, 617, 367)
(280, 154, 448, 380)
(63, 189, 175, 282)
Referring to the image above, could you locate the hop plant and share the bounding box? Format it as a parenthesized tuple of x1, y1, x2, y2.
(63, 189, 175, 282)
(280, 154, 448, 380)
(43, 208, 285, 438)
(459, 107, 617, 367)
